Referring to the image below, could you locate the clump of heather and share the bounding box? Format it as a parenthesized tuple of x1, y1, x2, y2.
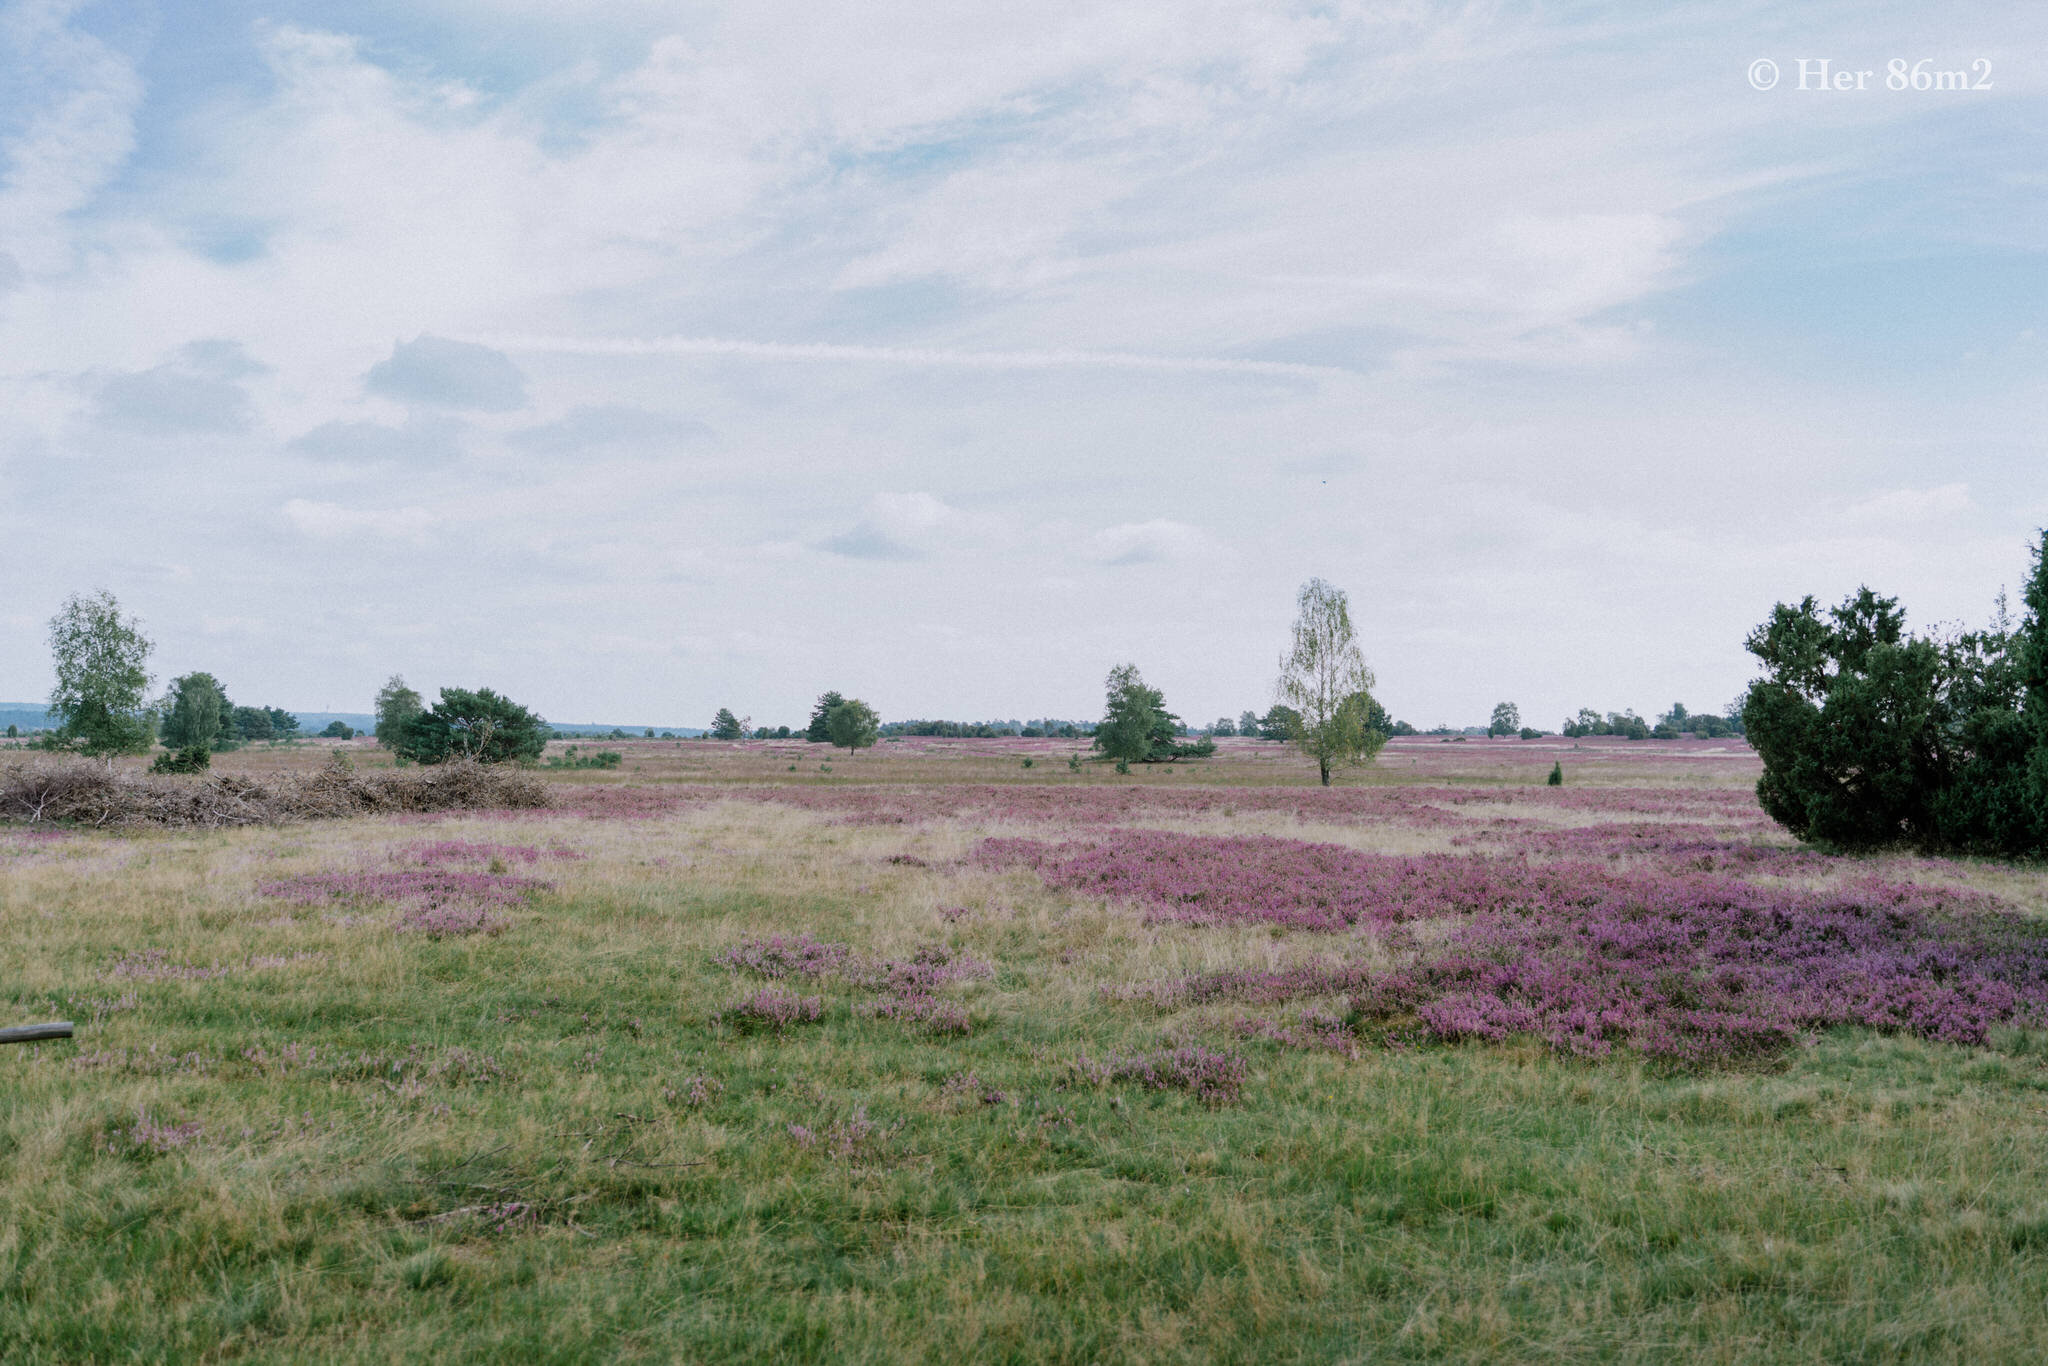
(714, 933, 855, 979)
(106, 1108, 204, 1155)
(716, 934, 992, 1036)
(662, 1075, 721, 1107)
(1235, 1009, 1358, 1055)
(858, 994, 972, 1035)
(941, 1071, 1009, 1105)
(1060, 831, 2048, 1065)
(721, 988, 826, 1033)
(787, 1106, 887, 1159)
(259, 869, 549, 910)
(1069, 1046, 1248, 1105)
(403, 840, 583, 866)
(1450, 820, 1832, 874)
(397, 903, 506, 937)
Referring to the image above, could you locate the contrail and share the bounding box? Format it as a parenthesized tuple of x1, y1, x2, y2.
(472, 333, 1349, 380)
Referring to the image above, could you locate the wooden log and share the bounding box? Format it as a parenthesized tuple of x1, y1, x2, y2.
(0, 1022, 73, 1044)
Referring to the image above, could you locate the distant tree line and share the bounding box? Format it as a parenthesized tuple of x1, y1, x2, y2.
(1561, 703, 1743, 740)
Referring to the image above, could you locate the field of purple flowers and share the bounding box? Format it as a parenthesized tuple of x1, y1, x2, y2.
(10, 738, 2048, 1360)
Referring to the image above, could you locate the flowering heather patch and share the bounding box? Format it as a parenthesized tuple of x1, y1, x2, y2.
(1069, 1046, 1248, 1105)
(397, 903, 507, 937)
(713, 933, 856, 979)
(1064, 831, 2048, 1062)
(787, 1106, 886, 1159)
(717, 934, 991, 1035)
(1235, 1009, 1358, 1055)
(663, 1075, 721, 1107)
(402, 840, 584, 866)
(1449, 820, 1831, 873)
(976, 830, 1607, 932)
(721, 988, 826, 1032)
(857, 994, 972, 1035)
(260, 868, 548, 907)
(941, 1071, 1009, 1106)
(1346, 875, 2048, 1060)
(106, 1108, 204, 1156)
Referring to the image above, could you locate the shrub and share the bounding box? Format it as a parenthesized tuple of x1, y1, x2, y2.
(149, 746, 211, 775)
(543, 746, 622, 770)
(1742, 540, 2048, 854)
(1548, 762, 1563, 786)
(394, 688, 549, 765)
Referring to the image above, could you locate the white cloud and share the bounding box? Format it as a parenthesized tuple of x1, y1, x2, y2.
(1084, 519, 1216, 566)
(1843, 484, 1974, 528)
(282, 498, 435, 542)
(365, 335, 527, 411)
(821, 491, 966, 560)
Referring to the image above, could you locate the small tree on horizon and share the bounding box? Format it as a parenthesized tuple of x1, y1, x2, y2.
(1489, 701, 1521, 737)
(374, 675, 424, 749)
(806, 691, 846, 743)
(1276, 578, 1386, 786)
(710, 707, 746, 740)
(47, 590, 155, 758)
(160, 672, 231, 751)
(824, 698, 880, 755)
(394, 687, 548, 765)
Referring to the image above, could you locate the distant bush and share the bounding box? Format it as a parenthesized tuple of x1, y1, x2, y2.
(319, 721, 355, 739)
(544, 746, 622, 770)
(150, 746, 211, 775)
(1519, 727, 1542, 740)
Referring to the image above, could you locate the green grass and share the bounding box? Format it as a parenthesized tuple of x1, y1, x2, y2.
(7, 807, 2048, 1362)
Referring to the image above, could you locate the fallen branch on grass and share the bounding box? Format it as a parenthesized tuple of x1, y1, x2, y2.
(0, 1022, 73, 1044)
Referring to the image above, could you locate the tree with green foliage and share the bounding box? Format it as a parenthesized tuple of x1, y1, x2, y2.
(824, 698, 880, 755)
(46, 590, 155, 757)
(1238, 709, 1261, 738)
(159, 672, 232, 751)
(1257, 704, 1301, 741)
(1094, 665, 1163, 766)
(374, 675, 424, 749)
(1276, 578, 1386, 786)
(710, 708, 746, 740)
(393, 687, 549, 765)
(319, 721, 355, 739)
(806, 691, 846, 743)
(266, 706, 299, 738)
(1489, 701, 1521, 737)
(1092, 665, 1211, 764)
(232, 705, 275, 742)
(1742, 537, 2048, 854)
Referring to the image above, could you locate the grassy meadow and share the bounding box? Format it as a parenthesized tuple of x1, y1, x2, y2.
(6, 736, 2048, 1362)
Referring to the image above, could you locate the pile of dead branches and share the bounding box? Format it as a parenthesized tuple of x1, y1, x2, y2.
(0, 754, 549, 829)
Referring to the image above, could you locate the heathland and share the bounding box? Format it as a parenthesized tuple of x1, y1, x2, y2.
(6, 734, 2048, 1362)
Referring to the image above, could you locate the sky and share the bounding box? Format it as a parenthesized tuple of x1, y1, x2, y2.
(1, 0, 2043, 731)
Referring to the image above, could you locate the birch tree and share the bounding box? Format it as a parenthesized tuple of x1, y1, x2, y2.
(1275, 578, 1385, 785)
